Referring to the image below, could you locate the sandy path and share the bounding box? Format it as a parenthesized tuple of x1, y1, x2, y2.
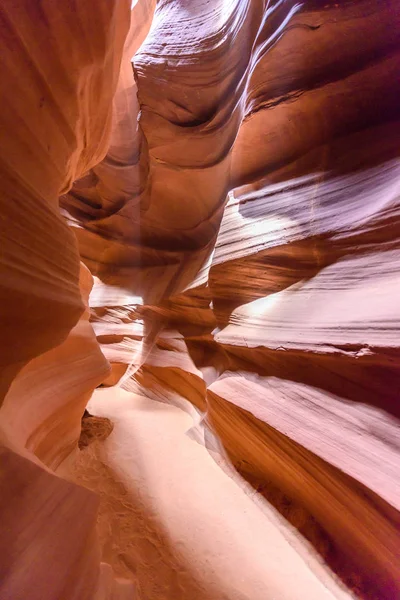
(73, 387, 351, 600)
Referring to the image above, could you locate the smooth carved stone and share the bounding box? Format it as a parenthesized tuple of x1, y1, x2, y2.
(0, 1, 132, 598)
(207, 376, 400, 599)
(1, 0, 400, 598)
(1, 264, 111, 470)
(0, 445, 100, 600)
(0, 0, 130, 402)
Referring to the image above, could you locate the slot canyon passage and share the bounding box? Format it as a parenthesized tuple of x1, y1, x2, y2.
(1, 0, 400, 598)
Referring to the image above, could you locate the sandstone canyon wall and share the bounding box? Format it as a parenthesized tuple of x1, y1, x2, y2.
(1, 0, 400, 599)
(0, 1, 132, 598)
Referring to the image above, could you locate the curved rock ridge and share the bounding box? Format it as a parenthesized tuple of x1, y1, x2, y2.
(62, 0, 265, 299)
(1, 264, 110, 469)
(61, 0, 156, 232)
(1, 0, 400, 599)
(65, 0, 400, 597)
(62, 0, 400, 298)
(0, 0, 130, 402)
(0, 1, 136, 598)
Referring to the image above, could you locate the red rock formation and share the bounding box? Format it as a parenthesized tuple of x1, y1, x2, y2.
(1, 0, 400, 598)
(0, 1, 132, 598)
(0, 0, 130, 401)
(1, 264, 110, 468)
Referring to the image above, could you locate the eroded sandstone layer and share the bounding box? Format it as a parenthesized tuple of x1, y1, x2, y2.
(1, 0, 400, 598)
(0, 1, 132, 598)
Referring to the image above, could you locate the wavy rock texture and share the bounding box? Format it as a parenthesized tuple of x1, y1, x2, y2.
(1, 0, 400, 599)
(0, 0, 131, 402)
(62, 0, 400, 597)
(1, 264, 110, 469)
(0, 1, 134, 598)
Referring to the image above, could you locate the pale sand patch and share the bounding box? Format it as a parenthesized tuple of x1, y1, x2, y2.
(73, 387, 352, 600)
